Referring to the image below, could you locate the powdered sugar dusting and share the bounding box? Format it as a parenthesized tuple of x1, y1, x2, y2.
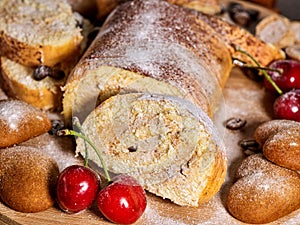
(20, 133, 82, 172)
(0, 101, 25, 130)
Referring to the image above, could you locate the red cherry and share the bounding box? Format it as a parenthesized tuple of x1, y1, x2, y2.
(96, 174, 147, 224)
(264, 59, 300, 93)
(56, 165, 100, 213)
(273, 89, 300, 122)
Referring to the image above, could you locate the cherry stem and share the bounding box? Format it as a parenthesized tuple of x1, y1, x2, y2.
(233, 59, 283, 74)
(233, 45, 283, 95)
(57, 122, 111, 182)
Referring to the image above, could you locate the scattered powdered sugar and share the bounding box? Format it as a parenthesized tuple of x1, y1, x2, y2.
(0, 100, 31, 130)
(20, 133, 82, 172)
(144, 206, 188, 225)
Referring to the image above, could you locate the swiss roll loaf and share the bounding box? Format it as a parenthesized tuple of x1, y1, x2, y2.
(62, 0, 233, 122)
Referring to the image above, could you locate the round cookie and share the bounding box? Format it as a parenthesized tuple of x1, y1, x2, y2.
(0, 99, 52, 148)
(0, 146, 59, 213)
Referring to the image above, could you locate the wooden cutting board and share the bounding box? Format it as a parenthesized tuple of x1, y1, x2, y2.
(1, 1, 300, 224)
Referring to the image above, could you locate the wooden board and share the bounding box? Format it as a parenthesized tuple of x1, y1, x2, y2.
(1, 1, 300, 224)
(2, 69, 300, 225)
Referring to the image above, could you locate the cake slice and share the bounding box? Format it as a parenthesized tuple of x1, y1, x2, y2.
(0, 0, 83, 67)
(0, 12, 92, 111)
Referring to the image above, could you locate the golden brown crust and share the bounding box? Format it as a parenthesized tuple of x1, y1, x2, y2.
(227, 154, 300, 224)
(0, 146, 59, 213)
(0, 99, 52, 148)
(0, 31, 83, 67)
(198, 149, 227, 204)
(0, 0, 83, 67)
(254, 119, 300, 146)
(263, 127, 300, 171)
(63, 0, 232, 122)
(190, 11, 285, 66)
(0, 58, 64, 111)
(96, 0, 221, 20)
(167, 0, 221, 14)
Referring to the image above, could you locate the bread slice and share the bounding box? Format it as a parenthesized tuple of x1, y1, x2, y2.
(62, 0, 232, 123)
(0, 14, 92, 111)
(291, 21, 300, 44)
(0, 0, 83, 67)
(256, 14, 295, 49)
(0, 57, 68, 111)
(76, 93, 227, 206)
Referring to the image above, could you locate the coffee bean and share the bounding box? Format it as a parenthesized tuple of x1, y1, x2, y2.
(239, 139, 261, 153)
(49, 120, 65, 135)
(33, 65, 65, 81)
(225, 117, 247, 130)
(33, 65, 53, 81)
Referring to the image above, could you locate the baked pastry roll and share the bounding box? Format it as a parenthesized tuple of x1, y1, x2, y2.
(62, 0, 232, 122)
(76, 93, 227, 206)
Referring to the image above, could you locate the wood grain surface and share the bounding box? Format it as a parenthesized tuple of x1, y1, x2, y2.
(1, 1, 300, 224)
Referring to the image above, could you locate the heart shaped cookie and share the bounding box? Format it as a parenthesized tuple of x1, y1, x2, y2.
(226, 154, 300, 224)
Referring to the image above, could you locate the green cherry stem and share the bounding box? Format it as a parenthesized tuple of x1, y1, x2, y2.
(234, 45, 283, 95)
(233, 59, 283, 73)
(57, 122, 111, 182)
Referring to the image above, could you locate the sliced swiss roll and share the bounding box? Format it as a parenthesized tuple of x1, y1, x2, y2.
(76, 93, 227, 207)
(62, 0, 233, 123)
(0, 13, 92, 111)
(0, 57, 69, 111)
(0, 0, 84, 67)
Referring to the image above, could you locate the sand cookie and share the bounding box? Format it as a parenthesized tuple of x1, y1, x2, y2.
(0, 99, 52, 148)
(0, 146, 59, 213)
(226, 154, 300, 224)
(254, 119, 300, 145)
(254, 119, 300, 170)
(263, 127, 300, 171)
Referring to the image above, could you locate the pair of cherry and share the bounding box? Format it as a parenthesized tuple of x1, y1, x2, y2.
(264, 59, 300, 122)
(236, 45, 300, 122)
(55, 125, 147, 225)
